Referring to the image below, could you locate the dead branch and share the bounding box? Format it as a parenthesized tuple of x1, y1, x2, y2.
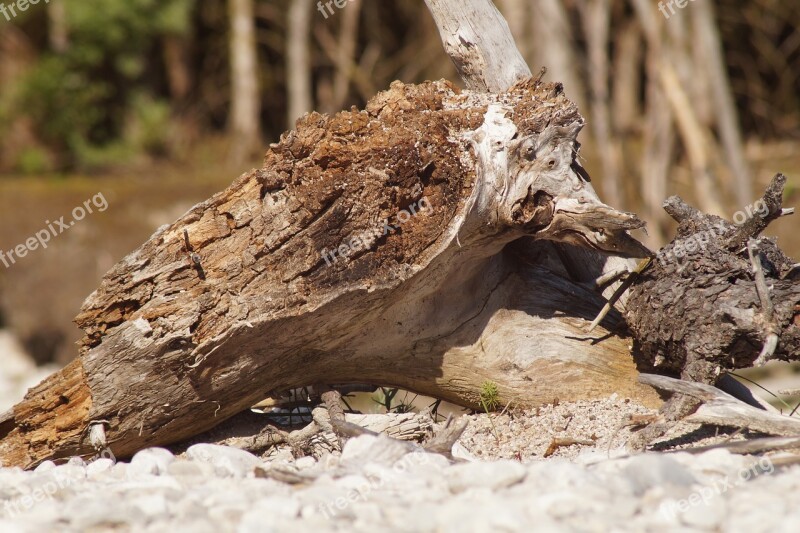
(639, 374, 800, 436)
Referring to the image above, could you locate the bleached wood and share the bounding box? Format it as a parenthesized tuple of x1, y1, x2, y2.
(423, 0, 531, 92)
(0, 1, 658, 469)
(640, 374, 800, 436)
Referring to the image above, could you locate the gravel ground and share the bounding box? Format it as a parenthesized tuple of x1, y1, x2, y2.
(2, 333, 799, 532)
(1, 401, 799, 532)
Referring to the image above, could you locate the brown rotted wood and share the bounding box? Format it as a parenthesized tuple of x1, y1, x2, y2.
(0, 1, 660, 469)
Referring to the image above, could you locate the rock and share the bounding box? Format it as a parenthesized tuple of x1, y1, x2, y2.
(295, 456, 316, 470)
(64, 498, 145, 530)
(186, 444, 262, 478)
(128, 492, 169, 518)
(129, 447, 175, 477)
(50, 464, 86, 484)
(340, 434, 412, 467)
(621, 454, 696, 495)
(340, 435, 378, 462)
(0, 519, 30, 533)
(445, 460, 526, 494)
(167, 459, 207, 478)
(681, 495, 726, 529)
(86, 458, 115, 478)
(33, 461, 56, 474)
(451, 442, 477, 462)
(103, 462, 129, 480)
(434, 497, 528, 532)
(723, 490, 786, 532)
(67, 457, 86, 467)
(245, 496, 301, 521)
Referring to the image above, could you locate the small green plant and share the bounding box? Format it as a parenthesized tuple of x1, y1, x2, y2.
(479, 380, 500, 412)
(479, 380, 501, 443)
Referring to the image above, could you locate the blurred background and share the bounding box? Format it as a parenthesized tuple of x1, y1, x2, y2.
(1, 0, 799, 410)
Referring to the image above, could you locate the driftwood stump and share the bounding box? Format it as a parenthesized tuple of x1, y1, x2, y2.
(0, 77, 659, 468)
(625, 174, 800, 445)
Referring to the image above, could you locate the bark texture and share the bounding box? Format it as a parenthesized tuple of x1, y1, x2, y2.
(625, 174, 800, 385)
(0, 79, 658, 469)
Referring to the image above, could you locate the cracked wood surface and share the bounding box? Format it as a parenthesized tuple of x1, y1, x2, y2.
(0, 0, 661, 468)
(0, 80, 658, 468)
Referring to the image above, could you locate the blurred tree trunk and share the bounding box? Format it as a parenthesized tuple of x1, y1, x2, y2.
(163, 32, 198, 151)
(611, 19, 641, 136)
(47, 0, 69, 53)
(632, 0, 725, 217)
(287, 0, 314, 127)
(640, 46, 673, 247)
(163, 36, 192, 103)
(228, 0, 262, 163)
(529, 0, 585, 110)
(692, 1, 752, 206)
(332, 0, 362, 110)
(579, 0, 622, 208)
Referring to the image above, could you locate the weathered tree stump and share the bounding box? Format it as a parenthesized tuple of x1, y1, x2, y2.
(625, 174, 800, 445)
(0, 77, 659, 469)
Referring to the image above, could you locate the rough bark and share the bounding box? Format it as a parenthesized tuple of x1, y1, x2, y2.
(0, 0, 661, 469)
(626, 174, 800, 381)
(625, 175, 800, 448)
(0, 78, 658, 469)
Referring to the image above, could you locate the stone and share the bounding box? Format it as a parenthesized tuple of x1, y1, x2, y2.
(86, 458, 115, 477)
(295, 456, 316, 470)
(33, 461, 56, 474)
(65, 498, 145, 530)
(445, 460, 526, 494)
(50, 464, 87, 484)
(681, 495, 726, 529)
(167, 460, 206, 478)
(186, 444, 262, 478)
(128, 492, 169, 517)
(67, 457, 86, 467)
(434, 498, 528, 532)
(621, 455, 696, 495)
(340, 435, 378, 462)
(129, 447, 175, 477)
(246, 496, 301, 520)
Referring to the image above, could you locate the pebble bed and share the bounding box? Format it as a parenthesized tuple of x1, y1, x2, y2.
(3, 335, 799, 532)
(1, 429, 799, 532)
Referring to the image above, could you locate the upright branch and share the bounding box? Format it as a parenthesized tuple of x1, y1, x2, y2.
(423, 0, 531, 92)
